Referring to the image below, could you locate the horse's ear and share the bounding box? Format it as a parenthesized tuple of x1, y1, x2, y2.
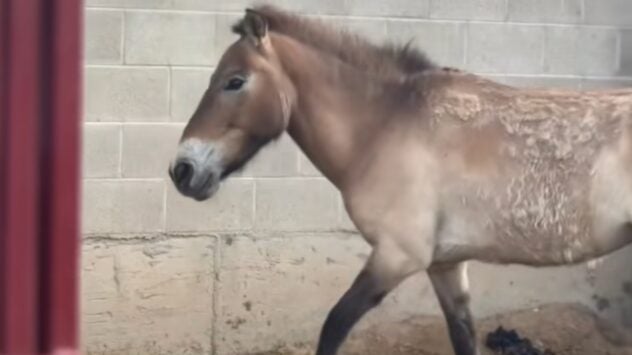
(233, 9, 269, 47)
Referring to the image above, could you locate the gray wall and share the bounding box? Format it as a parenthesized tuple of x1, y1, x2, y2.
(82, 0, 632, 354)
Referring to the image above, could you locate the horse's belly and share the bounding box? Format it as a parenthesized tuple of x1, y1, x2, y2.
(447, 147, 632, 266)
(436, 173, 604, 266)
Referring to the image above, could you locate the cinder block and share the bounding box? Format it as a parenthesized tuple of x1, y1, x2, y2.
(85, 10, 123, 64)
(429, 0, 506, 21)
(585, 0, 632, 26)
(121, 124, 184, 178)
(215, 234, 436, 355)
(82, 179, 165, 234)
(85, 0, 171, 8)
(83, 123, 121, 178)
(86, 0, 269, 11)
(581, 78, 632, 90)
(387, 20, 465, 68)
(166, 178, 254, 232)
(280, 0, 349, 15)
(346, 0, 429, 18)
(339, 201, 358, 231)
(325, 17, 389, 45)
(239, 134, 299, 177)
(507, 0, 582, 23)
(85, 67, 169, 122)
(125, 12, 216, 65)
(81, 237, 215, 354)
(496, 75, 582, 89)
(621, 30, 632, 76)
(170, 68, 213, 123)
(469, 261, 594, 316)
(466, 24, 544, 74)
(204, 0, 268, 12)
(255, 178, 339, 231)
(298, 151, 323, 177)
(543, 27, 619, 76)
(215, 14, 242, 61)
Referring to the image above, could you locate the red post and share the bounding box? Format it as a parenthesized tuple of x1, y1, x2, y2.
(41, 0, 83, 353)
(1, 0, 45, 352)
(0, 0, 83, 353)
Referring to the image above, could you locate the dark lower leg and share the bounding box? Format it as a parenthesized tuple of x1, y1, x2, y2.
(443, 295, 477, 355)
(315, 249, 422, 355)
(429, 263, 479, 355)
(315, 270, 386, 355)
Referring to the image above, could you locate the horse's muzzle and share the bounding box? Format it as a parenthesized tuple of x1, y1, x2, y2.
(169, 159, 219, 201)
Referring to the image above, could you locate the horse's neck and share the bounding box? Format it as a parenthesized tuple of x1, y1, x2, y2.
(273, 34, 386, 188)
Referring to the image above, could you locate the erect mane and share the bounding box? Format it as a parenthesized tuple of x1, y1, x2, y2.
(232, 4, 437, 79)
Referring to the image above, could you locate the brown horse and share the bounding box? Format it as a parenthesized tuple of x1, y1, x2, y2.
(169, 5, 632, 355)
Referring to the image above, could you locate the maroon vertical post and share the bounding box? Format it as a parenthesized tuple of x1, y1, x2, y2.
(41, 0, 83, 353)
(1, 0, 44, 352)
(40, 0, 83, 353)
(0, 0, 83, 353)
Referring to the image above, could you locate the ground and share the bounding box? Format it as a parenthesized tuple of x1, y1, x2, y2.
(253, 303, 632, 355)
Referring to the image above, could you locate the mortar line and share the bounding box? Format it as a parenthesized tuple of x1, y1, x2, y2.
(252, 178, 257, 231)
(462, 23, 469, 67)
(82, 230, 360, 243)
(85, 64, 215, 71)
(85, 121, 186, 126)
(211, 234, 220, 355)
(86, 63, 177, 69)
(296, 149, 303, 175)
(251, 176, 329, 180)
(615, 31, 622, 73)
(121, 10, 126, 65)
(167, 66, 173, 120)
(84, 6, 632, 30)
(478, 73, 632, 80)
(162, 179, 168, 233)
(540, 25, 547, 73)
(336, 194, 344, 228)
(84, 177, 165, 182)
(117, 124, 123, 178)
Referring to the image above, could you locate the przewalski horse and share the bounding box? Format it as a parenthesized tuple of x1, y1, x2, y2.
(169, 5, 632, 355)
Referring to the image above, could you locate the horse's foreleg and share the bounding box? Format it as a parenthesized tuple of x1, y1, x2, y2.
(429, 262, 479, 355)
(315, 243, 426, 355)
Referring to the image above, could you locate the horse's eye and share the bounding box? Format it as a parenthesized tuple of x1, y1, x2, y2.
(224, 77, 245, 91)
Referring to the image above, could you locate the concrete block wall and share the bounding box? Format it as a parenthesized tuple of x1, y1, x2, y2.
(82, 1, 632, 354)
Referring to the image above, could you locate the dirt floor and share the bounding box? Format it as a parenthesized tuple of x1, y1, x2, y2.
(253, 303, 632, 355)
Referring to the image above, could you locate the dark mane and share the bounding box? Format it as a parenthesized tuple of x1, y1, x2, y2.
(232, 4, 437, 79)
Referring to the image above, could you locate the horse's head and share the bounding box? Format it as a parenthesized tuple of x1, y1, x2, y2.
(169, 9, 294, 201)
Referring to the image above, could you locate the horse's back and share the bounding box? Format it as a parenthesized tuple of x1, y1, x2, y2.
(426, 73, 632, 266)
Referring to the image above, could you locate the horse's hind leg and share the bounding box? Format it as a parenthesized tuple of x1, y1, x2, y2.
(315, 243, 427, 355)
(429, 262, 479, 355)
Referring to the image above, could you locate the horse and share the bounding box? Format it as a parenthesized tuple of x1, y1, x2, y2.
(168, 5, 632, 355)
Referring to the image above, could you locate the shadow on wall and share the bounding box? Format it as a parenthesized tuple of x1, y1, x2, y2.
(619, 28, 632, 76)
(594, 8, 632, 341)
(586, 244, 632, 346)
(599, 0, 632, 77)
(620, 30, 632, 77)
(584, 18, 632, 344)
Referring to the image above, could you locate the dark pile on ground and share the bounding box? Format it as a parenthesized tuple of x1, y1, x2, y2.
(486, 326, 555, 355)
(251, 303, 632, 355)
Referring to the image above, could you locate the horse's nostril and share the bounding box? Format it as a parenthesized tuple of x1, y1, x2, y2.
(173, 161, 194, 188)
